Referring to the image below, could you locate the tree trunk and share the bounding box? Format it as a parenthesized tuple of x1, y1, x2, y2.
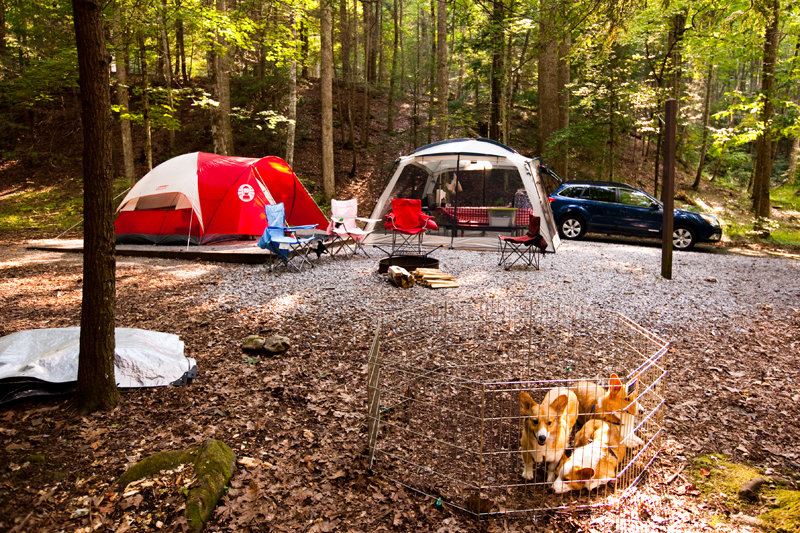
(139, 32, 153, 171)
(786, 39, 800, 184)
(436, 0, 447, 140)
(320, 0, 335, 202)
(340, 0, 351, 83)
(300, 20, 309, 80)
(72, 0, 119, 413)
(427, 0, 435, 145)
(286, 11, 297, 166)
(692, 63, 714, 189)
(387, 0, 398, 134)
(159, 3, 176, 155)
(361, 0, 372, 147)
(537, 4, 558, 156)
(175, 0, 187, 83)
(555, 34, 570, 178)
(752, 0, 780, 227)
(112, 6, 134, 180)
(489, 0, 504, 141)
(0, 0, 6, 56)
(209, 0, 233, 155)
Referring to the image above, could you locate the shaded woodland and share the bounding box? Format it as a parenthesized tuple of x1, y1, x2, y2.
(1, 0, 799, 220)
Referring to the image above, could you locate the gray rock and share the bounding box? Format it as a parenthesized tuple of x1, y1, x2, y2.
(264, 335, 291, 355)
(242, 335, 265, 352)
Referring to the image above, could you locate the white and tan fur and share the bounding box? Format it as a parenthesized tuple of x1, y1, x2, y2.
(551, 419, 625, 494)
(519, 388, 579, 483)
(571, 373, 645, 448)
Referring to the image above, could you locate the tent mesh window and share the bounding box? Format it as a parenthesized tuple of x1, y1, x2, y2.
(366, 298, 669, 519)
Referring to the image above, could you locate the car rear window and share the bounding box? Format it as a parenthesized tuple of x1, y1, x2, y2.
(558, 186, 586, 198)
(584, 186, 616, 203)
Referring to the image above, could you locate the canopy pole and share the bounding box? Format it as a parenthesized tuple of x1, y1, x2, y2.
(186, 208, 193, 251)
(450, 154, 461, 250)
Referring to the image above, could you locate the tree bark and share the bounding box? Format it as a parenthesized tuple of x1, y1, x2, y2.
(752, 0, 780, 226)
(489, 0, 504, 141)
(208, 0, 233, 155)
(361, 0, 372, 147)
(72, 0, 119, 413)
(286, 11, 297, 166)
(436, 0, 447, 140)
(138, 32, 153, 171)
(175, 0, 187, 82)
(0, 0, 6, 56)
(387, 0, 398, 134)
(112, 5, 134, 180)
(692, 64, 714, 189)
(538, 3, 558, 156)
(555, 34, 570, 179)
(159, 3, 176, 155)
(300, 20, 309, 80)
(320, 0, 335, 202)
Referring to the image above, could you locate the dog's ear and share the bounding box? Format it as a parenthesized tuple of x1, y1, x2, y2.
(626, 374, 639, 396)
(519, 391, 537, 414)
(578, 467, 596, 480)
(550, 394, 569, 415)
(609, 374, 623, 395)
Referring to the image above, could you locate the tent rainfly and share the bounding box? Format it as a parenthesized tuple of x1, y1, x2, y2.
(115, 152, 327, 245)
(365, 138, 561, 252)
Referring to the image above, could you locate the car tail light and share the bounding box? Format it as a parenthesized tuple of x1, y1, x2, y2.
(548, 197, 555, 202)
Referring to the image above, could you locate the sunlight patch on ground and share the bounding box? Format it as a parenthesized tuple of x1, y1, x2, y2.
(266, 293, 304, 314)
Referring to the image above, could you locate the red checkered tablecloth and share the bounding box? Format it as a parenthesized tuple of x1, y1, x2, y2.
(436, 207, 531, 226)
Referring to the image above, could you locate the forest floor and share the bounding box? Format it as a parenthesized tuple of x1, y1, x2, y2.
(0, 236, 798, 532)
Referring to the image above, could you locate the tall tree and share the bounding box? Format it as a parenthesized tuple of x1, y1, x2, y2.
(692, 64, 713, 189)
(436, 0, 447, 140)
(752, 0, 780, 226)
(387, 0, 399, 133)
(286, 10, 297, 166)
(489, 0, 504, 141)
(208, 0, 233, 155)
(111, 3, 134, 180)
(139, 32, 153, 171)
(72, 0, 119, 413)
(555, 34, 570, 178)
(538, 1, 558, 154)
(320, 0, 335, 202)
(0, 0, 6, 56)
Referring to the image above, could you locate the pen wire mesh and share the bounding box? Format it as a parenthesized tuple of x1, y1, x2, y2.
(366, 298, 669, 519)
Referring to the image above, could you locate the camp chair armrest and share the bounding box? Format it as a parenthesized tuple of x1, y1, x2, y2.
(356, 217, 382, 223)
(284, 224, 317, 231)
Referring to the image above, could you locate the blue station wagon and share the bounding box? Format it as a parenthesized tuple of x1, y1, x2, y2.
(549, 181, 722, 250)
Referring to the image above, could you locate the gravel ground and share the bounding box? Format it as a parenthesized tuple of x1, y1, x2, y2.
(204, 240, 800, 342)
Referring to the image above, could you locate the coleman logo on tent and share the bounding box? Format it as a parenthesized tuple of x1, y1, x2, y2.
(156, 185, 169, 191)
(238, 184, 255, 202)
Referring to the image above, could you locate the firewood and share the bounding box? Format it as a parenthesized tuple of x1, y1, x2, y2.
(388, 266, 415, 288)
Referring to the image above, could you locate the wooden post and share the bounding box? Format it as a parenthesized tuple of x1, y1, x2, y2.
(661, 99, 676, 280)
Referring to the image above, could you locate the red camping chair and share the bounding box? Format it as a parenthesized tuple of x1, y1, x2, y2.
(498, 214, 548, 270)
(384, 199, 438, 256)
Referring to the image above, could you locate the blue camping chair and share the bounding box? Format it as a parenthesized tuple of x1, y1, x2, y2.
(257, 203, 317, 271)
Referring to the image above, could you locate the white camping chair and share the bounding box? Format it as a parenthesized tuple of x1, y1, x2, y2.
(326, 198, 381, 258)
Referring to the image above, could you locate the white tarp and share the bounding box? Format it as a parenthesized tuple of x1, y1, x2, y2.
(0, 328, 196, 403)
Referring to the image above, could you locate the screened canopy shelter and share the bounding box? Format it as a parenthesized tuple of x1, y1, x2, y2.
(365, 138, 561, 252)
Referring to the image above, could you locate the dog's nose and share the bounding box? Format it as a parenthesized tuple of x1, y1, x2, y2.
(538, 436, 547, 445)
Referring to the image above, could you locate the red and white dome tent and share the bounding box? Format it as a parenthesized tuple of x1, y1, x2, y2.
(115, 152, 328, 245)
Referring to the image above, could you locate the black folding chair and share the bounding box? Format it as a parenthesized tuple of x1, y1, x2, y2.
(498, 214, 548, 270)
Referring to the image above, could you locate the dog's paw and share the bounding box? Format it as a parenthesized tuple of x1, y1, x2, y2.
(522, 465, 534, 480)
(623, 434, 645, 448)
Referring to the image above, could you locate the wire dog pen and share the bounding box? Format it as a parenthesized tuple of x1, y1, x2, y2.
(366, 298, 669, 519)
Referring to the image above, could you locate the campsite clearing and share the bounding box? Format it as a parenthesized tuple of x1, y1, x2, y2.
(0, 240, 799, 532)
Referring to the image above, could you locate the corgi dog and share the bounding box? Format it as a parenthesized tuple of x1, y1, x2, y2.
(519, 387, 579, 483)
(551, 419, 624, 494)
(571, 373, 645, 448)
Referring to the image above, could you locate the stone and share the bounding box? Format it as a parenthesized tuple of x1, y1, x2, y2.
(242, 335, 265, 352)
(264, 335, 291, 355)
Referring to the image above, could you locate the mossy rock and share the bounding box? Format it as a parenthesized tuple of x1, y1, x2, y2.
(691, 454, 762, 505)
(115, 439, 237, 533)
(761, 489, 800, 533)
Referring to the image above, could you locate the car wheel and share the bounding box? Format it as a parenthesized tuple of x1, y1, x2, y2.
(559, 216, 585, 240)
(673, 226, 696, 250)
